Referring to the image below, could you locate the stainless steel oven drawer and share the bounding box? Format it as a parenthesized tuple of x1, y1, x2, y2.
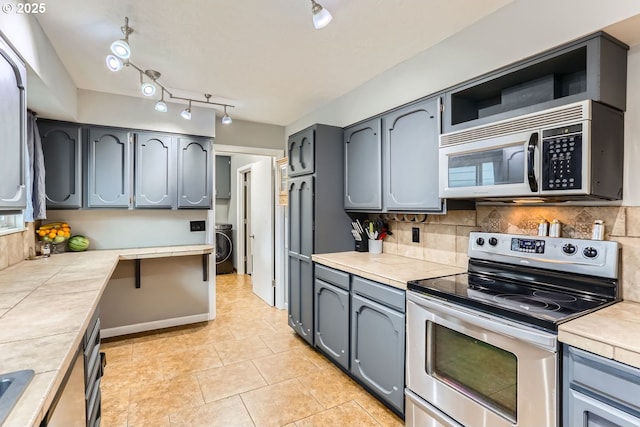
(405, 389, 463, 427)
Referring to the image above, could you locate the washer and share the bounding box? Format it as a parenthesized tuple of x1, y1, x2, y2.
(215, 224, 234, 274)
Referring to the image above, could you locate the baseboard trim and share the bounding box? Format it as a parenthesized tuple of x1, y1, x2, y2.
(101, 313, 210, 338)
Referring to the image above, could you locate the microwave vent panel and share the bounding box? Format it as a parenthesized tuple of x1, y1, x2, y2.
(440, 102, 588, 147)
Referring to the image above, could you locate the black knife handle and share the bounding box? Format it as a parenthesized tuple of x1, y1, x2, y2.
(527, 132, 539, 193)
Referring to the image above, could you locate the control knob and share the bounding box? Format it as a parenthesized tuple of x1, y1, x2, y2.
(562, 243, 577, 255)
(583, 247, 598, 258)
(488, 237, 498, 246)
(476, 237, 485, 246)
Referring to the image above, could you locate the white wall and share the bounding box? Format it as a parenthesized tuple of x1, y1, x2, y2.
(46, 210, 209, 250)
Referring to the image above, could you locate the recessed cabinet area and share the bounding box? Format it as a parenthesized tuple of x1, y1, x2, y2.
(39, 120, 213, 210)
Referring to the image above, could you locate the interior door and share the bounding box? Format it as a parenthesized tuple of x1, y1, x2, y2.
(250, 157, 275, 305)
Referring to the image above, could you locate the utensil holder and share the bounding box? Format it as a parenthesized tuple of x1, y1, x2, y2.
(368, 239, 382, 254)
(355, 239, 368, 252)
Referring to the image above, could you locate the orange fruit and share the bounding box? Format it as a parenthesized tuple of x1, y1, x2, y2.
(38, 230, 46, 237)
(48, 232, 57, 239)
(57, 229, 65, 236)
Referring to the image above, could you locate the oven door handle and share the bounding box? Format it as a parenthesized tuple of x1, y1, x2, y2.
(407, 292, 557, 352)
(527, 132, 539, 192)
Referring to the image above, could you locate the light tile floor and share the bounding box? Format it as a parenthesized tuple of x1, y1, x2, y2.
(101, 273, 405, 427)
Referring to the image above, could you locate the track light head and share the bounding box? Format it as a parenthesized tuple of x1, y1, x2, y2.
(110, 39, 131, 59)
(105, 54, 123, 71)
(181, 100, 192, 120)
(311, 0, 332, 29)
(141, 81, 156, 96)
(221, 105, 232, 125)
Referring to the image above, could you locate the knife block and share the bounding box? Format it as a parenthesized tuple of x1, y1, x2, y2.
(355, 239, 368, 252)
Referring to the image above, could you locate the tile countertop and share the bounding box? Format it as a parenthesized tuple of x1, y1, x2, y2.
(558, 301, 640, 370)
(0, 244, 213, 427)
(311, 251, 465, 290)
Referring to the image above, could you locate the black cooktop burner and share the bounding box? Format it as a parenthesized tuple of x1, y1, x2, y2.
(407, 271, 613, 332)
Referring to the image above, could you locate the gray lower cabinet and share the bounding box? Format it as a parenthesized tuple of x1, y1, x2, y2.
(314, 265, 350, 370)
(177, 137, 213, 208)
(215, 155, 231, 199)
(383, 97, 442, 211)
(87, 127, 133, 208)
(40, 122, 83, 208)
(0, 37, 26, 210)
(351, 277, 405, 415)
(563, 344, 640, 427)
(134, 132, 176, 208)
(344, 118, 382, 210)
(83, 309, 102, 427)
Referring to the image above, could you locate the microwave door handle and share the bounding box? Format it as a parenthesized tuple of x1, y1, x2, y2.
(527, 132, 539, 192)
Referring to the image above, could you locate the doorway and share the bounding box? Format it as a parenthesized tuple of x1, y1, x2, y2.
(243, 169, 253, 275)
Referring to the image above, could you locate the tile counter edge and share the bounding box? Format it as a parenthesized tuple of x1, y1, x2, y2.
(558, 300, 640, 370)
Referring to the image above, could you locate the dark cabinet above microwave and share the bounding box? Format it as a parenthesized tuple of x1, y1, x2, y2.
(443, 32, 628, 134)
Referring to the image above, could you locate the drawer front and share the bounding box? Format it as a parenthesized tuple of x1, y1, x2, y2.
(352, 276, 405, 312)
(84, 308, 100, 347)
(564, 345, 640, 414)
(567, 388, 640, 427)
(315, 264, 349, 290)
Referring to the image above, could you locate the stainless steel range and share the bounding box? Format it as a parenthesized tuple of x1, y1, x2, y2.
(405, 232, 619, 427)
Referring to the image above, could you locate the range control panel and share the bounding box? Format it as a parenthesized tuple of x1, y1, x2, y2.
(468, 232, 619, 279)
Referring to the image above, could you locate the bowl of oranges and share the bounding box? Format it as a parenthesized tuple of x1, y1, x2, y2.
(37, 222, 72, 253)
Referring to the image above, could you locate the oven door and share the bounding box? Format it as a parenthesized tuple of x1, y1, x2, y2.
(439, 130, 540, 199)
(406, 291, 558, 427)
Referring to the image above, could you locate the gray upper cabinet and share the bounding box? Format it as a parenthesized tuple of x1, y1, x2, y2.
(134, 132, 176, 209)
(383, 97, 442, 211)
(215, 155, 231, 199)
(0, 37, 26, 210)
(177, 136, 213, 208)
(87, 127, 133, 208)
(344, 118, 382, 210)
(40, 122, 83, 209)
(288, 128, 315, 177)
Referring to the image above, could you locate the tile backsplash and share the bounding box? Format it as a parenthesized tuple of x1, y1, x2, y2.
(0, 223, 36, 270)
(380, 206, 640, 303)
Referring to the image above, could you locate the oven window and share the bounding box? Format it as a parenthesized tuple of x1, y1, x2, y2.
(431, 324, 517, 422)
(447, 144, 525, 188)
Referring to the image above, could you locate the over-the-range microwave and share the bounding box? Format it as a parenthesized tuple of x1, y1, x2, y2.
(439, 100, 624, 201)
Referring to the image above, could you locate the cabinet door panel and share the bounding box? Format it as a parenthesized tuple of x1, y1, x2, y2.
(0, 38, 26, 208)
(344, 119, 382, 210)
(40, 124, 82, 208)
(568, 389, 639, 427)
(351, 293, 405, 413)
(87, 128, 132, 208)
(288, 179, 301, 255)
(299, 176, 314, 257)
(315, 279, 349, 370)
(288, 128, 314, 177)
(135, 133, 176, 208)
(215, 155, 231, 199)
(288, 255, 301, 330)
(384, 97, 441, 211)
(298, 258, 314, 345)
(177, 137, 212, 208)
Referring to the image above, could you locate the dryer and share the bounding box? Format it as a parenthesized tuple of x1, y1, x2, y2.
(215, 224, 234, 274)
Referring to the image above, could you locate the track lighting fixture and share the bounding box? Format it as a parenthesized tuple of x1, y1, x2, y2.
(104, 17, 235, 124)
(181, 100, 192, 120)
(310, 0, 332, 29)
(155, 88, 168, 112)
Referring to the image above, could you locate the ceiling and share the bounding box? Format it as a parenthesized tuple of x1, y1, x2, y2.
(33, 0, 513, 126)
